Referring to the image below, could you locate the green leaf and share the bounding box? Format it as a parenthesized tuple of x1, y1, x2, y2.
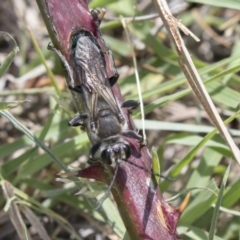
(209, 165, 230, 240)
(89, 0, 117, 8)
(151, 147, 161, 184)
(0, 110, 85, 189)
(0, 32, 19, 77)
(187, 0, 240, 10)
(222, 179, 240, 208)
(134, 120, 240, 136)
(180, 180, 218, 225)
(186, 148, 222, 189)
(178, 226, 225, 240)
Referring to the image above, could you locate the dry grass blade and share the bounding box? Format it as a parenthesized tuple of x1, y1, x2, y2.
(2, 181, 30, 240)
(151, 0, 240, 164)
(22, 207, 51, 240)
(163, 13, 200, 45)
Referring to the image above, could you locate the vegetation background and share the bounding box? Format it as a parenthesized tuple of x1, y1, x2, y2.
(1, 0, 240, 239)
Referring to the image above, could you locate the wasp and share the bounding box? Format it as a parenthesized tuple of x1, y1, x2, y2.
(69, 30, 142, 163)
(48, 13, 142, 166)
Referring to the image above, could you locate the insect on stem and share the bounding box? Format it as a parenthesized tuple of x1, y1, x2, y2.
(49, 8, 149, 209)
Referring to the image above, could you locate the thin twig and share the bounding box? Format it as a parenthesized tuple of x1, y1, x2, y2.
(104, 3, 188, 22)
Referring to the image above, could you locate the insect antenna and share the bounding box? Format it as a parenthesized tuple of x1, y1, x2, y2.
(123, 159, 174, 182)
(95, 162, 120, 210)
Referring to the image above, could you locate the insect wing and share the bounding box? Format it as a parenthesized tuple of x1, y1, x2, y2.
(73, 32, 123, 122)
(74, 33, 107, 91)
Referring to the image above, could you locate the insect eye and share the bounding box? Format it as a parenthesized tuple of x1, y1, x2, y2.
(101, 149, 112, 165)
(122, 144, 131, 160)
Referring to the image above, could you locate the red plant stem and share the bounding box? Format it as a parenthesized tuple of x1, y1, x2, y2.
(36, 0, 181, 239)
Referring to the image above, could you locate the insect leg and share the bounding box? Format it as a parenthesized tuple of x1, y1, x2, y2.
(68, 114, 88, 128)
(121, 100, 140, 113)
